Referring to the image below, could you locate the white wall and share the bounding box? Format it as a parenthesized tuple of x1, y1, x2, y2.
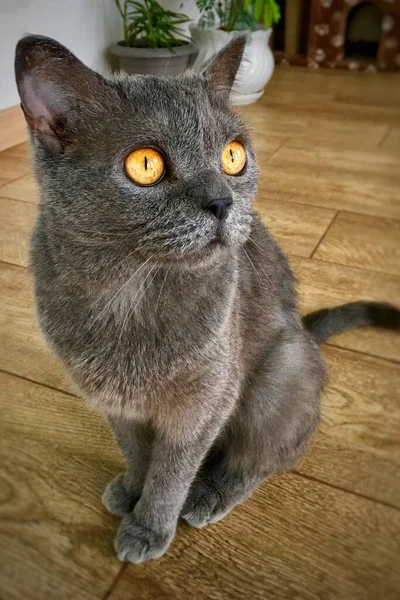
(0, 0, 123, 110)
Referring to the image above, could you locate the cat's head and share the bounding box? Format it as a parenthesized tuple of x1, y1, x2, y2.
(15, 35, 258, 267)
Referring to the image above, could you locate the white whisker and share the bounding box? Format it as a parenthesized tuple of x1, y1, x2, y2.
(248, 235, 269, 256)
(97, 252, 157, 321)
(131, 263, 160, 315)
(242, 247, 262, 290)
(247, 246, 274, 288)
(118, 262, 159, 342)
(155, 264, 172, 314)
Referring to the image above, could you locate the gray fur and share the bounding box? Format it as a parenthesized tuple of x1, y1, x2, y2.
(15, 35, 327, 563)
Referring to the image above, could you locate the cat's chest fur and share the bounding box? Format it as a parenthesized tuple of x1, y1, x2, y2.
(33, 251, 240, 421)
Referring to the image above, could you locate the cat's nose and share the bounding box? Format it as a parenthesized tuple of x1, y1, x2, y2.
(203, 196, 232, 221)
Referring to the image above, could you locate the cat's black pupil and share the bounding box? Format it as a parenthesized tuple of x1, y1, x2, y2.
(144, 156, 148, 170)
(230, 149, 234, 162)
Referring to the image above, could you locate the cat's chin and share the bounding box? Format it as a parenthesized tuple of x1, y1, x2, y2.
(181, 245, 225, 270)
(169, 238, 229, 270)
(208, 233, 226, 249)
(183, 227, 248, 269)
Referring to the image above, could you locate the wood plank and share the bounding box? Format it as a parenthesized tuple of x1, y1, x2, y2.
(266, 68, 400, 117)
(380, 127, 400, 155)
(0, 151, 31, 183)
(314, 211, 400, 276)
(0, 197, 37, 267)
(109, 473, 400, 600)
(0, 173, 39, 204)
(0, 141, 31, 159)
(0, 262, 75, 395)
(297, 345, 400, 508)
(290, 257, 400, 362)
(240, 104, 389, 152)
(0, 105, 28, 153)
(334, 75, 400, 109)
(321, 346, 400, 460)
(299, 433, 400, 509)
(262, 141, 400, 219)
(0, 371, 123, 600)
(263, 96, 400, 129)
(238, 68, 399, 152)
(247, 132, 289, 161)
(254, 199, 335, 258)
(240, 66, 343, 103)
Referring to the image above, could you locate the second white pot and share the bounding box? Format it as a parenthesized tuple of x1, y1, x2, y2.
(190, 26, 274, 105)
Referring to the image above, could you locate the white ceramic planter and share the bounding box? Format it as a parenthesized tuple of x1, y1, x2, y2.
(190, 26, 274, 105)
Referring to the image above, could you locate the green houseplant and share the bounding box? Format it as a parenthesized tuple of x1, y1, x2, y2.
(110, 0, 197, 77)
(196, 0, 281, 32)
(191, 0, 281, 105)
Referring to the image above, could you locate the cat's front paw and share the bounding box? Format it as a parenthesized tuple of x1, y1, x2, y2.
(181, 478, 229, 529)
(114, 514, 174, 563)
(102, 472, 138, 517)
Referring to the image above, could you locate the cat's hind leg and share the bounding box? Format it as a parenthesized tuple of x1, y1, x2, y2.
(181, 331, 325, 528)
(181, 459, 259, 528)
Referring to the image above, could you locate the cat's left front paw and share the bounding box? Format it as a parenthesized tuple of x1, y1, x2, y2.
(114, 514, 174, 563)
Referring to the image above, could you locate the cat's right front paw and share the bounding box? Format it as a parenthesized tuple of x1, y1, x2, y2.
(101, 472, 138, 517)
(115, 514, 174, 563)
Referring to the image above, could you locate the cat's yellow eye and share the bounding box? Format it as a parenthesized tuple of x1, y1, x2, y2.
(125, 148, 165, 185)
(222, 141, 246, 176)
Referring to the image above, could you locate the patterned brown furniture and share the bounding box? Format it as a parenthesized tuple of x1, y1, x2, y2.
(308, 0, 400, 71)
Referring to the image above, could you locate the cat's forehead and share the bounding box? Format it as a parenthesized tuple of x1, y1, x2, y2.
(111, 72, 246, 142)
(114, 72, 209, 113)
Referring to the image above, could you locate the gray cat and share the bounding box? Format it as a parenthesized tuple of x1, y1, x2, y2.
(15, 35, 400, 564)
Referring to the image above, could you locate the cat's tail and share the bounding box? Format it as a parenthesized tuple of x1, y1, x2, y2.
(303, 301, 400, 345)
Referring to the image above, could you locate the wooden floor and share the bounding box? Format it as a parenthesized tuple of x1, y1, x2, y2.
(1, 67, 400, 600)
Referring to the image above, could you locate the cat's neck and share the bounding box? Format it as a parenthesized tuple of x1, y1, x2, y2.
(85, 251, 238, 337)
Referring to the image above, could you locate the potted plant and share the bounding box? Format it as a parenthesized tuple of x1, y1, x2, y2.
(191, 0, 281, 104)
(111, 0, 197, 77)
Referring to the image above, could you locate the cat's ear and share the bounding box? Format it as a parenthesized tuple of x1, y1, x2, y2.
(202, 35, 247, 100)
(15, 35, 109, 152)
